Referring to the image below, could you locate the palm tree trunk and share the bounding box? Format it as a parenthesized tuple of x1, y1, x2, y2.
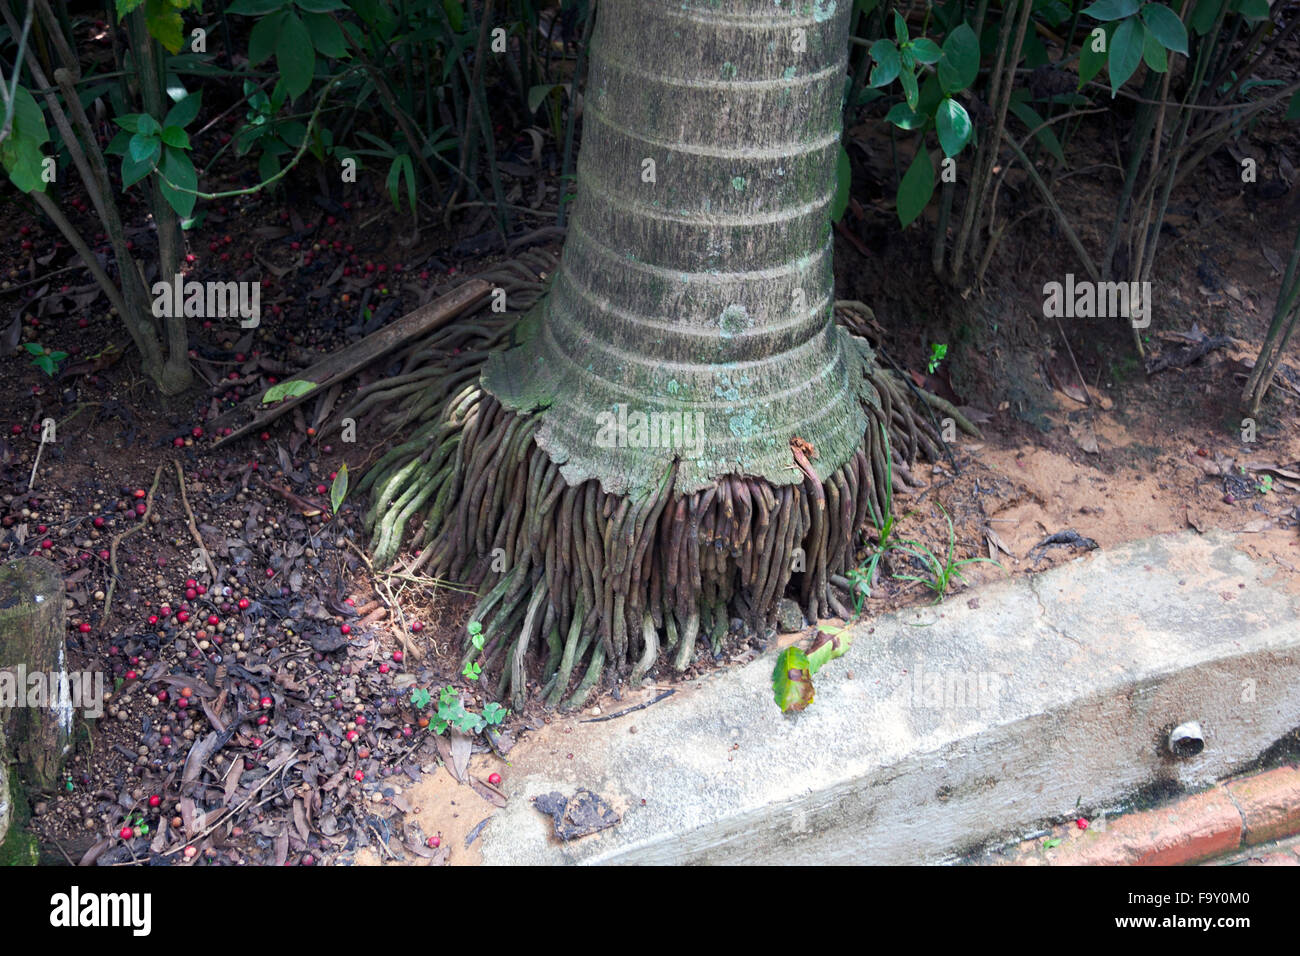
(363, 0, 944, 708)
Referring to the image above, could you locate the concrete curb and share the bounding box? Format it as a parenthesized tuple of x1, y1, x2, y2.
(995, 763, 1300, 865)
(478, 531, 1300, 865)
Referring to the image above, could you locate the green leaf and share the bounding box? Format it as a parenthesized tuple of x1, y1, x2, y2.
(443, 0, 465, 32)
(226, 0, 288, 13)
(261, 378, 318, 402)
(885, 101, 927, 130)
(121, 151, 154, 188)
(113, 113, 147, 132)
(1108, 16, 1145, 95)
(1190, 0, 1224, 34)
(899, 66, 919, 110)
(410, 688, 431, 710)
(938, 23, 980, 94)
(277, 12, 316, 99)
(1141, 3, 1189, 54)
(831, 144, 851, 223)
(163, 91, 202, 130)
(1079, 21, 1117, 89)
(161, 126, 191, 149)
(1287, 89, 1300, 121)
(248, 9, 286, 65)
(302, 11, 349, 57)
(868, 39, 901, 87)
(1142, 22, 1168, 71)
(23, 343, 45, 356)
(128, 132, 161, 164)
(1082, 0, 1140, 20)
(1231, 0, 1270, 20)
(295, 0, 346, 10)
(1043, 837, 1063, 848)
(330, 462, 348, 515)
(527, 83, 564, 114)
(482, 702, 507, 725)
(893, 9, 909, 43)
(0, 85, 50, 194)
(771, 646, 815, 713)
(158, 146, 198, 219)
(135, 113, 161, 138)
(897, 148, 934, 227)
(115, 0, 147, 18)
(144, 0, 185, 53)
(935, 98, 972, 157)
(911, 37, 942, 64)
(1008, 97, 1066, 164)
(386, 154, 416, 212)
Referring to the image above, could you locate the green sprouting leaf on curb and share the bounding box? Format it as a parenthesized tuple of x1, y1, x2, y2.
(330, 462, 348, 515)
(806, 626, 854, 674)
(897, 148, 934, 227)
(261, 378, 317, 403)
(1043, 837, 1063, 848)
(831, 145, 851, 223)
(772, 645, 815, 713)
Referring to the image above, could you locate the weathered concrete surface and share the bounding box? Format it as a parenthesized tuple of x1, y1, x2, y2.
(478, 531, 1300, 865)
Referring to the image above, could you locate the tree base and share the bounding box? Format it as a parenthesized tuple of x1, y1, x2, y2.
(359, 299, 950, 709)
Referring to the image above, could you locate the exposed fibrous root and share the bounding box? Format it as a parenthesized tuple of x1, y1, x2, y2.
(359, 324, 954, 710)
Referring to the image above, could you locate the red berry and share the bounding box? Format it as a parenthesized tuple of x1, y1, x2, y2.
(185, 588, 197, 600)
(488, 772, 502, 786)
(40, 539, 52, 549)
(427, 835, 440, 848)
(346, 730, 358, 742)
(340, 624, 351, 635)
(93, 516, 105, 528)
(133, 488, 146, 499)
(148, 615, 158, 626)
(149, 795, 162, 808)
(260, 696, 273, 709)
(125, 670, 137, 680)
(1076, 818, 1089, 830)
(379, 663, 390, 674)
(191, 427, 203, 438)
(207, 614, 219, 626)
(410, 621, 423, 633)
(135, 502, 147, 515)
(260, 432, 270, 442)
(392, 651, 403, 663)
(120, 826, 134, 840)
(78, 622, 91, 633)
(238, 598, 250, 610)
(353, 770, 365, 781)
(177, 610, 189, 623)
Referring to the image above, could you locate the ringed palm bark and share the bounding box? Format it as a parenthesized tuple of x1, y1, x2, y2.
(363, 0, 943, 708)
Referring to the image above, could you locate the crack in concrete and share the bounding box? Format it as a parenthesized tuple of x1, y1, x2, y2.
(1027, 573, 1084, 649)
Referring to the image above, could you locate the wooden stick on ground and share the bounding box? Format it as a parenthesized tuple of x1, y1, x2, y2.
(209, 279, 493, 447)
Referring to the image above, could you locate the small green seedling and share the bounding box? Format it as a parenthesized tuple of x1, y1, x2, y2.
(893, 505, 1001, 602)
(927, 342, 948, 375)
(24, 343, 67, 377)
